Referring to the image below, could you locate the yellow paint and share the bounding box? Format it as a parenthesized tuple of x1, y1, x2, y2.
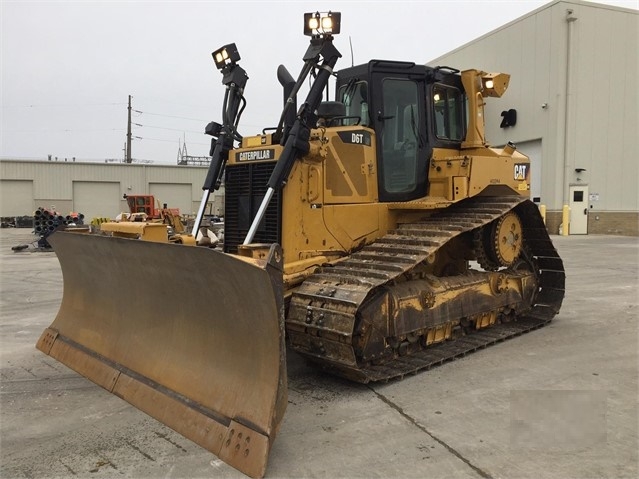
(100, 222, 168, 243)
(539, 205, 547, 224)
(562, 205, 571, 236)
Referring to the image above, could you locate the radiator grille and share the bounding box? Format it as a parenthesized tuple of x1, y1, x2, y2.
(223, 162, 281, 254)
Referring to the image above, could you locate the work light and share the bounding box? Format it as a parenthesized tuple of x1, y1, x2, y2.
(212, 43, 241, 70)
(304, 11, 341, 37)
(481, 73, 510, 97)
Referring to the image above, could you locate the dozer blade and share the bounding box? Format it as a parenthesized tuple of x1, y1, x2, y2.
(36, 231, 287, 479)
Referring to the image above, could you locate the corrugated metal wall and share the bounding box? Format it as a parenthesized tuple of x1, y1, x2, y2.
(0, 160, 225, 220)
(429, 0, 638, 212)
(0, 179, 34, 215)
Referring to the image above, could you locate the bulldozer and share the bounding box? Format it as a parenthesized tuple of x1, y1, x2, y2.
(36, 11, 564, 479)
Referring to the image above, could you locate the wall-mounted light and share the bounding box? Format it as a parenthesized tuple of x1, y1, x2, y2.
(575, 168, 586, 173)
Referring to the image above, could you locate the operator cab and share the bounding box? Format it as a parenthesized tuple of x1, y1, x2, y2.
(335, 61, 467, 202)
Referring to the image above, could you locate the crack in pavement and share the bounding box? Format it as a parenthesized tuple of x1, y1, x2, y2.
(370, 387, 493, 479)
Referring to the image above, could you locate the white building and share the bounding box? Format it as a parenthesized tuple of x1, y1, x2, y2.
(0, 159, 223, 222)
(430, 0, 638, 235)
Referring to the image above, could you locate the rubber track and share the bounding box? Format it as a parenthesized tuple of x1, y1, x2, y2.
(287, 196, 565, 383)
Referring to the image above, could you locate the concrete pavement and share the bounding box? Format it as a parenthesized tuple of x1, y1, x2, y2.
(1, 229, 637, 478)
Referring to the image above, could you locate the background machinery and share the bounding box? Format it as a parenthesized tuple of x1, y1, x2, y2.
(122, 193, 185, 231)
(90, 193, 193, 243)
(37, 11, 564, 479)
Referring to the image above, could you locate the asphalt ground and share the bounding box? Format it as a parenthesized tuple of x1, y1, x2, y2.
(0, 228, 637, 479)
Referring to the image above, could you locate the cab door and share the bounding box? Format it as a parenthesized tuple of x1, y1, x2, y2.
(371, 69, 429, 202)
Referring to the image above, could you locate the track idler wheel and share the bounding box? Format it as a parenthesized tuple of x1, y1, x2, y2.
(474, 211, 523, 270)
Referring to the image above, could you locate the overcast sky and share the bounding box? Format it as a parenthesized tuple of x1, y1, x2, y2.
(1, 0, 637, 164)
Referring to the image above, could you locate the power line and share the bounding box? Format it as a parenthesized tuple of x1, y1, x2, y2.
(129, 96, 211, 112)
(137, 136, 175, 143)
(137, 136, 209, 146)
(132, 109, 208, 122)
(133, 123, 204, 134)
(1, 102, 126, 109)
(3, 128, 125, 133)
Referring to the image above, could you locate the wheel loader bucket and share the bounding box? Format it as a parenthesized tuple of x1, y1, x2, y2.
(36, 231, 287, 479)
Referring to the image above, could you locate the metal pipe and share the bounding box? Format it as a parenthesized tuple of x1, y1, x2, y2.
(562, 9, 578, 205)
(191, 190, 211, 236)
(243, 187, 275, 245)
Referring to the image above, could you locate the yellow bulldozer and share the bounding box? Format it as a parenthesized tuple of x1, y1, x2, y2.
(36, 11, 564, 479)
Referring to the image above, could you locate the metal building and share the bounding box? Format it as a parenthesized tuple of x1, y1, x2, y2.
(430, 0, 638, 235)
(0, 159, 224, 222)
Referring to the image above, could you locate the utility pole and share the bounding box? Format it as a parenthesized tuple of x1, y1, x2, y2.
(126, 95, 132, 163)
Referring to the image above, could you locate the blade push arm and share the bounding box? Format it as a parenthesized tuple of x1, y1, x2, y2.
(192, 45, 248, 236)
(243, 35, 341, 245)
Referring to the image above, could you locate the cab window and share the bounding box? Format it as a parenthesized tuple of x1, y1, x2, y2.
(339, 81, 369, 126)
(381, 78, 420, 194)
(433, 84, 465, 141)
